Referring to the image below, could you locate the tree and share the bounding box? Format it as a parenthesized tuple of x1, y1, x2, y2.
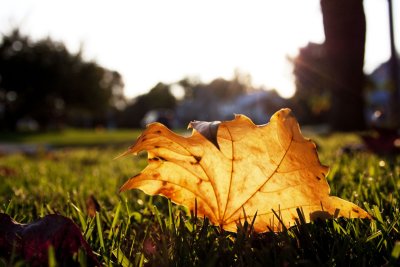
(175, 76, 250, 123)
(0, 29, 125, 130)
(119, 82, 176, 128)
(291, 43, 331, 125)
(321, 0, 366, 130)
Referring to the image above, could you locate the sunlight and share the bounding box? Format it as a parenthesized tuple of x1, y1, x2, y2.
(0, 0, 397, 98)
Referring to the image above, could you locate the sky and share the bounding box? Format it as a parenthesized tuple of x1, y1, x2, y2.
(0, 0, 399, 99)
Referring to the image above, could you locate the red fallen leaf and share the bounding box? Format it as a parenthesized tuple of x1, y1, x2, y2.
(0, 165, 18, 177)
(0, 213, 101, 266)
(362, 128, 400, 155)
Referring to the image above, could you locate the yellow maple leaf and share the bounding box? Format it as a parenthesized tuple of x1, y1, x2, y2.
(119, 108, 370, 232)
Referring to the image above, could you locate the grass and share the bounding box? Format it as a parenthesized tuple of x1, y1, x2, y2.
(0, 130, 400, 266)
(0, 128, 141, 147)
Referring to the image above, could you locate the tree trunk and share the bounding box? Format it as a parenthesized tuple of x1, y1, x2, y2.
(388, 0, 400, 128)
(321, 0, 366, 131)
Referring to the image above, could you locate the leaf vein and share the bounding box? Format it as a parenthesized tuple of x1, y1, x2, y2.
(223, 135, 294, 223)
(136, 178, 218, 221)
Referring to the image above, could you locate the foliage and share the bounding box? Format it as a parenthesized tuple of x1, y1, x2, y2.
(179, 71, 250, 103)
(291, 42, 331, 125)
(176, 75, 250, 123)
(0, 28, 125, 130)
(0, 130, 399, 266)
(291, 0, 366, 130)
(119, 83, 176, 128)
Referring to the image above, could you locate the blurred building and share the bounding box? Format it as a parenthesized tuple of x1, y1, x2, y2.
(175, 89, 286, 126)
(218, 90, 286, 124)
(366, 56, 400, 128)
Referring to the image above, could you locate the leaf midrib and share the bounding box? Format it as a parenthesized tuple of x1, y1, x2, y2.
(222, 135, 294, 224)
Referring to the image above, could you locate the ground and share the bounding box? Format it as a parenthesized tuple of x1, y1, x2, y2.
(0, 129, 399, 266)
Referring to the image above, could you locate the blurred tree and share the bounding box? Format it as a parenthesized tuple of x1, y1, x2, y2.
(0, 29, 125, 130)
(178, 76, 201, 100)
(321, 0, 366, 131)
(119, 82, 176, 128)
(291, 43, 330, 125)
(176, 76, 249, 122)
(179, 73, 248, 102)
(207, 77, 248, 101)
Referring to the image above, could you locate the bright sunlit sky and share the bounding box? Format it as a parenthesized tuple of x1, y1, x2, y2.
(0, 0, 399, 99)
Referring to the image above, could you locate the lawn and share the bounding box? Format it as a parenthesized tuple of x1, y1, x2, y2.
(0, 130, 400, 266)
(0, 128, 141, 147)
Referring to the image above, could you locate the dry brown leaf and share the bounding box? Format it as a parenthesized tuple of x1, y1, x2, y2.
(120, 108, 370, 232)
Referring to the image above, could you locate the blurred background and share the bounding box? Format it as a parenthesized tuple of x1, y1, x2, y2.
(0, 0, 399, 133)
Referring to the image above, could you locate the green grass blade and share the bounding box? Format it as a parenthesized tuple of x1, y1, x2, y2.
(108, 201, 121, 240)
(47, 246, 57, 267)
(70, 202, 87, 230)
(112, 248, 132, 267)
(96, 212, 105, 251)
